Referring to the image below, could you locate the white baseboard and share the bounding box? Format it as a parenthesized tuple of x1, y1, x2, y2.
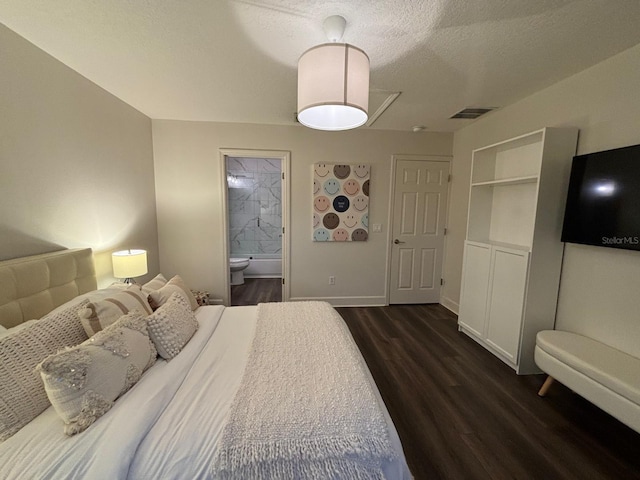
(220, 292, 457, 311)
(440, 296, 459, 315)
(288, 296, 387, 307)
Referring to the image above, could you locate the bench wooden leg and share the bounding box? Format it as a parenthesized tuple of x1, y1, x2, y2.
(538, 376, 555, 397)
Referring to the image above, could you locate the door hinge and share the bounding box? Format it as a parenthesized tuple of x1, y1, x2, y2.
(444, 227, 447, 235)
(440, 278, 444, 286)
(282, 172, 285, 180)
(448, 174, 451, 182)
(282, 227, 285, 234)
(282, 278, 285, 285)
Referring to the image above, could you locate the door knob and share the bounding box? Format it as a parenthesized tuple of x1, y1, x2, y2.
(394, 239, 405, 244)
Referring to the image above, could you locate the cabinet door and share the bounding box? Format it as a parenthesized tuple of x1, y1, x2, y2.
(485, 247, 529, 363)
(458, 242, 491, 337)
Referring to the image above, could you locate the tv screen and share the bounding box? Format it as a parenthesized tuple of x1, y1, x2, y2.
(561, 144, 640, 251)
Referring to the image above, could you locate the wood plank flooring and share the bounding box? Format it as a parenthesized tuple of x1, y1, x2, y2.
(230, 278, 282, 306)
(337, 304, 640, 480)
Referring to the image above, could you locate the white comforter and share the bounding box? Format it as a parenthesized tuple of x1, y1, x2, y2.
(0, 305, 411, 480)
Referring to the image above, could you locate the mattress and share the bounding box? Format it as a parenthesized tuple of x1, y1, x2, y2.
(0, 305, 411, 479)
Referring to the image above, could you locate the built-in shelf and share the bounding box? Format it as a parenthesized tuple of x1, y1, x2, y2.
(459, 127, 579, 375)
(470, 130, 544, 184)
(471, 175, 539, 187)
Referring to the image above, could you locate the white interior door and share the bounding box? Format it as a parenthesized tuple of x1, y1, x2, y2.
(389, 158, 450, 304)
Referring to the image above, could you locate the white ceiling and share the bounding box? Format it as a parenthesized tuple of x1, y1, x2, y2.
(2, 0, 640, 132)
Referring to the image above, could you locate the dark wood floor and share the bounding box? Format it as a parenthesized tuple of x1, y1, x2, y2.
(230, 278, 282, 306)
(337, 304, 640, 480)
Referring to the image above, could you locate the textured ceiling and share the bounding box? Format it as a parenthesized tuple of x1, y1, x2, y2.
(2, 0, 640, 132)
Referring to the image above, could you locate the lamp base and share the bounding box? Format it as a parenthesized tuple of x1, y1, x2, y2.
(122, 278, 137, 284)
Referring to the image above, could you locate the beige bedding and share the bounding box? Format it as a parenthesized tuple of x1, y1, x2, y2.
(0, 249, 412, 479)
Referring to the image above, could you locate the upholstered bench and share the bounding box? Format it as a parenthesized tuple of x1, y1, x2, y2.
(535, 330, 640, 433)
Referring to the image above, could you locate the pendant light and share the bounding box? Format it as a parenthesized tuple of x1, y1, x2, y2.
(297, 15, 370, 131)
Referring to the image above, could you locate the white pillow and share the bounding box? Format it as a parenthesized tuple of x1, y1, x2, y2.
(147, 292, 199, 360)
(141, 273, 168, 295)
(79, 285, 153, 337)
(37, 311, 157, 436)
(45, 285, 133, 319)
(148, 275, 198, 311)
(0, 299, 89, 442)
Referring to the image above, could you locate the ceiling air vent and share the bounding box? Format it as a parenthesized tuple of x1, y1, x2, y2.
(450, 107, 496, 119)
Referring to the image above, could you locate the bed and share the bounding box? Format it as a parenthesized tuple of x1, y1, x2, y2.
(0, 249, 411, 479)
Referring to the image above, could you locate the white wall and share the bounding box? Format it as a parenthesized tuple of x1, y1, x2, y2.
(152, 121, 452, 305)
(0, 25, 158, 286)
(443, 42, 640, 337)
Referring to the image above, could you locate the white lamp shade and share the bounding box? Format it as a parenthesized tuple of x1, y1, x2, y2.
(297, 43, 369, 131)
(112, 249, 148, 279)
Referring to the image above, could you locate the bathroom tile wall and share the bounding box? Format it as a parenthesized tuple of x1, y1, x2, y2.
(227, 157, 282, 256)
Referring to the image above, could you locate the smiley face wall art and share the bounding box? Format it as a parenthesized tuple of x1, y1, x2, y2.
(313, 163, 370, 242)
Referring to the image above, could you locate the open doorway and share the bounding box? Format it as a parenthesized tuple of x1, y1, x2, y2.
(219, 149, 290, 306)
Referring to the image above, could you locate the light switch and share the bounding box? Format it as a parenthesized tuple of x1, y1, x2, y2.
(372, 224, 382, 233)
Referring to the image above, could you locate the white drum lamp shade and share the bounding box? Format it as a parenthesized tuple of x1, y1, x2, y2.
(297, 43, 370, 131)
(112, 249, 148, 283)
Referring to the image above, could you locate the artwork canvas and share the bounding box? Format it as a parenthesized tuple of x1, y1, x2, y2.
(313, 163, 370, 242)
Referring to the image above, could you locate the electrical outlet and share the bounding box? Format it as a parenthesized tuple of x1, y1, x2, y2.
(329, 276, 335, 285)
(372, 223, 382, 233)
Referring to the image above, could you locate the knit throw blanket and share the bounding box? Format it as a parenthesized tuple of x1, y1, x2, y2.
(211, 301, 397, 479)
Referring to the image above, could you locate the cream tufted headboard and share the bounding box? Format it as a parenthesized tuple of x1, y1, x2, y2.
(0, 248, 97, 328)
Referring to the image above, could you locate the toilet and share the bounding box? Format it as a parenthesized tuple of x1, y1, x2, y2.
(229, 257, 250, 285)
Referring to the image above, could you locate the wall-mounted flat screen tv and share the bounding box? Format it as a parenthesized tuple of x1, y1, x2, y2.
(562, 143, 640, 251)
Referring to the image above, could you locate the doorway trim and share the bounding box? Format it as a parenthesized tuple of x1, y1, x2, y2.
(386, 154, 452, 305)
(219, 148, 291, 306)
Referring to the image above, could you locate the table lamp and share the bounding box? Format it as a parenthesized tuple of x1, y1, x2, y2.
(112, 249, 148, 284)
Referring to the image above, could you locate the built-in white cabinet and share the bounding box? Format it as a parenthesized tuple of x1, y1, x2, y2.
(483, 245, 529, 363)
(458, 127, 578, 374)
(458, 242, 491, 337)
